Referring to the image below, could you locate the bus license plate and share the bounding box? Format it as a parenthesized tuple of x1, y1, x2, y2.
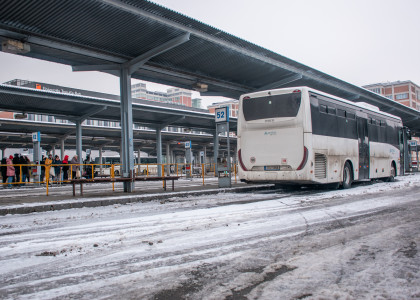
(264, 166, 280, 171)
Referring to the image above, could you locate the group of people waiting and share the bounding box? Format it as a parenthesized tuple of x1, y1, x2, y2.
(1, 153, 94, 188)
(1, 154, 31, 188)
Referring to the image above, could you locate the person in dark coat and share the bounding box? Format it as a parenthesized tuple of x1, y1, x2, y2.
(1, 157, 7, 184)
(25, 156, 31, 182)
(84, 155, 93, 179)
(52, 155, 62, 182)
(19, 155, 28, 185)
(12, 154, 20, 183)
(40, 155, 46, 182)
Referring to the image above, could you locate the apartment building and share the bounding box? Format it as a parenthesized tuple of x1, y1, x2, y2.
(131, 83, 195, 108)
(363, 81, 420, 111)
(207, 99, 239, 118)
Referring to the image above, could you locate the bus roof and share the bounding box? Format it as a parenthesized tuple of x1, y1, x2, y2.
(241, 86, 402, 122)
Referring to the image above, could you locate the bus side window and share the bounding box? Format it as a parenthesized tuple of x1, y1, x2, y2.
(347, 112, 355, 119)
(337, 109, 346, 118)
(319, 104, 327, 113)
(327, 107, 336, 115)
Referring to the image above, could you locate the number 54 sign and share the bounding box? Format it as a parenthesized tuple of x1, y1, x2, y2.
(215, 106, 229, 123)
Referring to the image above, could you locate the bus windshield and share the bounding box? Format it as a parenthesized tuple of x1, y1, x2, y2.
(243, 92, 301, 121)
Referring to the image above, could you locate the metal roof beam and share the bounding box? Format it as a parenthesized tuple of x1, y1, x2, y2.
(140, 64, 250, 94)
(254, 74, 303, 92)
(70, 106, 108, 122)
(348, 95, 360, 101)
(72, 33, 190, 74)
(404, 116, 420, 123)
(127, 33, 190, 74)
(157, 116, 186, 129)
(0, 29, 127, 64)
(72, 64, 120, 72)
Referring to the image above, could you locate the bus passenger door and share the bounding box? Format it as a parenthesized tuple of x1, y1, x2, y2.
(357, 117, 369, 180)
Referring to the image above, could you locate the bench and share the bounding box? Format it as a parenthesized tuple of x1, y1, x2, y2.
(71, 176, 180, 196)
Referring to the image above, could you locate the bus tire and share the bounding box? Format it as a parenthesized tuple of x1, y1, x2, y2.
(342, 162, 353, 189)
(388, 163, 396, 182)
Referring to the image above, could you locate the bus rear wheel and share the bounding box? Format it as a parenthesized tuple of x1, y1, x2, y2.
(387, 163, 396, 182)
(342, 162, 353, 189)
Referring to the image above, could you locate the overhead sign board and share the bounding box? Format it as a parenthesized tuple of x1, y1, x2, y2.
(215, 106, 229, 123)
(185, 141, 191, 149)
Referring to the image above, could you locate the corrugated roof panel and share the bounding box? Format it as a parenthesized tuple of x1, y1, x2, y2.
(0, 0, 419, 132)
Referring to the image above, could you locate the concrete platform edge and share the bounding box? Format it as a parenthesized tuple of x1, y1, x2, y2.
(0, 184, 274, 216)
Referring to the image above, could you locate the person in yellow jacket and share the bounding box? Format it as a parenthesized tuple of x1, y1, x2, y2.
(44, 154, 53, 182)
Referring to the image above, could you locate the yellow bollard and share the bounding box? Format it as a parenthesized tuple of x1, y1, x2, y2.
(162, 164, 165, 188)
(111, 164, 115, 191)
(46, 166, 49, 196)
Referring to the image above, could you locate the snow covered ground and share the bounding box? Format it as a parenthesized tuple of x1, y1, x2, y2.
(0, 175, 419, 299)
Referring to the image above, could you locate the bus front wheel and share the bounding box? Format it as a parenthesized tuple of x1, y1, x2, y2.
(342, 162, 353, 189)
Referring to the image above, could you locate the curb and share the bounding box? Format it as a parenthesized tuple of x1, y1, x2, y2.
(0, 184, 274, 216)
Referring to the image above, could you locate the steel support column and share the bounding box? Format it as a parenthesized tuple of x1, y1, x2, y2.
(137, 147, 141, 164)
(213, 131, 219, 174)
(75, 120, 82, 164)
(156, 128, 162, 176)
(166, 143, 170, 175)
(120, 65, 135, 192)
(60, 139, 65, 160)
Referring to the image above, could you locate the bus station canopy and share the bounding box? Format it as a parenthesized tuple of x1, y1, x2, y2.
(0, 0, 419, 135)
(0, 118, 231, 156)
(0, 84, 231, 132)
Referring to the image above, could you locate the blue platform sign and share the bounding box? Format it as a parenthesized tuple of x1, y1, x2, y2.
(215, 106, 229, 123)
(32, 131, 40, 142)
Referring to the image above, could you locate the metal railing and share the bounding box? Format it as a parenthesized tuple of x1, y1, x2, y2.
(0, 162, 238, 195)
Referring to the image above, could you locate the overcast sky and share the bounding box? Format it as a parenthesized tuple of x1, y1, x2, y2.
(1, 0, 419, 107)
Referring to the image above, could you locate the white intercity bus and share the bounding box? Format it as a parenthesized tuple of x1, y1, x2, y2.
(237, 87, 404, 188)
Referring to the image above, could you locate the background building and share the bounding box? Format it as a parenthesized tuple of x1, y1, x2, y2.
(363, 81, 420, 111)
(131, 82, 196, 108)
(207, 99, 239, 118)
